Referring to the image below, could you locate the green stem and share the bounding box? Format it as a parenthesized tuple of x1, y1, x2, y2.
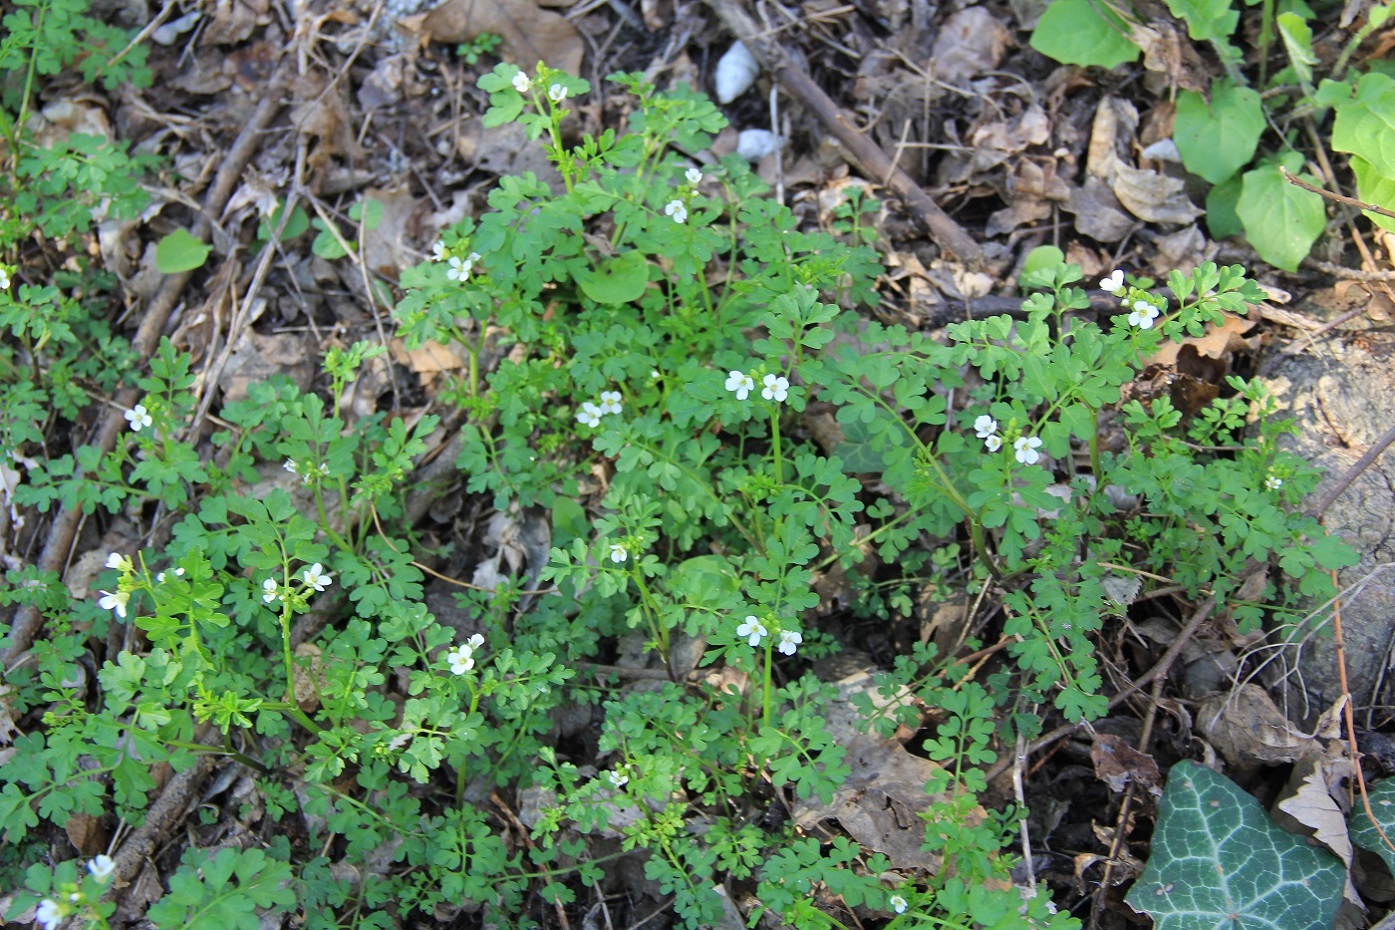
(762, 636, 774, 728)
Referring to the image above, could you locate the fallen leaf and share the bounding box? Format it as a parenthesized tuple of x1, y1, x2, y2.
(930, 8, 1011, 83)
(219, 330, 315, 405)
(202, 0, 271, 45)
(1275, 749, 1363, 908)
(1199, 683, 1309, 768)
(1147, 311, 1255, 366)
(1091, 733, 1162, 798)
(1109, 158, 1204, 225)
(420, 0, 583, 76)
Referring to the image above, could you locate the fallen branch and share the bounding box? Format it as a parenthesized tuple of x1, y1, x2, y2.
(702, 0, 985, 268)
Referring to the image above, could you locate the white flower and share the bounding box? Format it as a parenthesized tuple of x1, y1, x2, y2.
(302, 563, 333, 592)
(512, 71, 532, 93)
(262, 578, 280, 604)
(447, 254, 473, 282)
(725, 370, 755, 401)
(431, 241, 446, 262)
(599, 390, 623, 415)
(736, 615, 767, 646)
(576, 401, 603, 428)
(664, 199, 688, 224)
(98, 589, 129, 619)
(777, 630, 802, 655)
(606, 768, 629, 788)
(609, 543, 628, 563)
(1128, 299, 1159, 329)
(973, 415, 997, 438)
(283, 458, 298, 475)
(36, 899, 63, 930)
(1265, 474, 1284, 490)
(106, 552, 133, 572)
(0, 268, 10, 290)
(387, 731, 413, 751)
(1100, 269, 1126, 295)
(761, 374, 790, 403)
(124, 404, 153, 432)
(548, 83, 568, 103)
(467, 633, 485, 650)
(447, 643, 475, 675)
(985, 435, 1002, 452)
(685, 167, 703, 185)
(1014, 435, 1043, 465)
(889, 894, 908, 914)
(88, 854, 116, 882)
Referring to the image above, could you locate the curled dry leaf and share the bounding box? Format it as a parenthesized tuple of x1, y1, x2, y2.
(1199, 682, 1309, 768)
(1091, 733, 1162, 798)
(420, 0, 583, 77)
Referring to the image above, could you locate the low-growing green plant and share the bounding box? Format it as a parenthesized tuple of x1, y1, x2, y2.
(1031, 0, 1395, 270)
(1, 57, 1359, 930)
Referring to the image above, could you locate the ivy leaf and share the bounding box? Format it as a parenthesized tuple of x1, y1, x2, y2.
(1125, 761, 1344, 930)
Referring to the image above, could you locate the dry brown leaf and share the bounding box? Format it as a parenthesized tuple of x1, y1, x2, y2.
(1086, 97, 1139, 181)
(1065, 176, 1136, 241)
(219, 330, 315, 405)
(1148, 311, 1255, 367)
(930, 7, 1011, 83)
(1127, 19, 1209, 92)
(203, 0, 271, 45)
(1199, 683, 1309, 767)
(1091, 733, 1162, 798)
(293, 643, 324, 713)
(65, 811, 107, 856)
(420, 0, 583, 76)
(361, 184, 423, 277)
(289, 72, 364, 170)
(1275, 750, 1363, 908)
(1109, 158, 1203, 225)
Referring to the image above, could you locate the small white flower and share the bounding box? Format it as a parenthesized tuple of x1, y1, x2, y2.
(467, 633, 485, 650)
(88, 854, 116, 882)
(685, 167, 703, 185)
(106, 552, 133, 572)
(1014, 435, 1043, 465)
(606, 768, 629, 788)
(302, 563, 333, 592)
(468, 250, 481, 263)
(736, 615, 767, 647)
(725, 370, 755, 401)
(576, 401, 603, 428)
(387, 731, 413, 751)
(777, 630, 802, 655)
(447, 643, 475, 675)
(664, 199, 688, 224)
(447, 255, 472, 282)
(985, 435, 1002, 452)
(157, 566, 186, 584)
(36, 899, 63, 930)
(98, 589, 129, 619)
(973, 415, 998, 438)
(262, 578, 280, 604)
(548, 83, 568, 103)
(599, 390, 623, 415)
(761, 374, 790, 403)
(650, 369, 660, 379)
(889, 894, 908, 914)
(609, 543, 628, 563)
(0, 268, 10, 290)
(1265, 474, 1284, 490)
(512, 71, 532, 93)
(124, 404, 153, 432)
(431, 241, 446, 262)
(1100, 269, 1126, 295)
(1128, 299, 1159, 329)
(283, 458, 298, 475)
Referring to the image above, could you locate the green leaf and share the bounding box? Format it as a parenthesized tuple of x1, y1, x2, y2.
(1174, 81, 1264, 184)
(1021, 245, 1065, 283)
(1030, 0, 1140, 68)
(1350, 157, 1395, 232)
(1276, 12, 1316, 87)
(1165, 0, 1239, 40)
(1236, 156, 1326, 271)
(1350, 776, 1395, 872)
(1332, 72, 1395, 178)
(1205, 174, 1244, 238)
(348, 198, 383, 230)
(155, 229, 211, 274)
(1125, 761, 1345, 930)
(575, 250, 650, 305)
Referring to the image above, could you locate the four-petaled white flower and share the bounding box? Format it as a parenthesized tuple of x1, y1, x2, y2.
(512, 71, 532, 93)
(106, 552, 133, 573)
(1014, 435, 1043, 465)
(664, 199, 688, 224)
(447, 254, 474, 282)
(610, 543, 628, 563)
(1128, 299, 1159, 329)
(36, 899, 63, 930)
(284, 458, 298, 475)
(736, 615, 767, 646)
(576, 401, 603, 428)
(1100, 269, 1126, 296)
(447, 642, 476, 675)
(0, 268, 10, 290)
(685, 167, 703, 185)
(124, 404, 153, 432)
(599, 390, 623, 415)
(99, 589, 129, 619)
(548, 83, 568, 103)
(1265, 474, 1283, 490)
(302, 563, 333, 592)
(467, 633, 485, 649)
(889, 894, 908, 914)
(156, 567, 184, 583)
(606, 768, 629, 788)
(985, 435, 1002, 452)
(725, 370, 755, 401)
(431, 241, 446, 262)
(777, 630, 802, 655)
(974, 415, 998, 439)
(761, 374, 790, 403)
(262, 578, 280, 604)
(88, 854, 116, 882)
